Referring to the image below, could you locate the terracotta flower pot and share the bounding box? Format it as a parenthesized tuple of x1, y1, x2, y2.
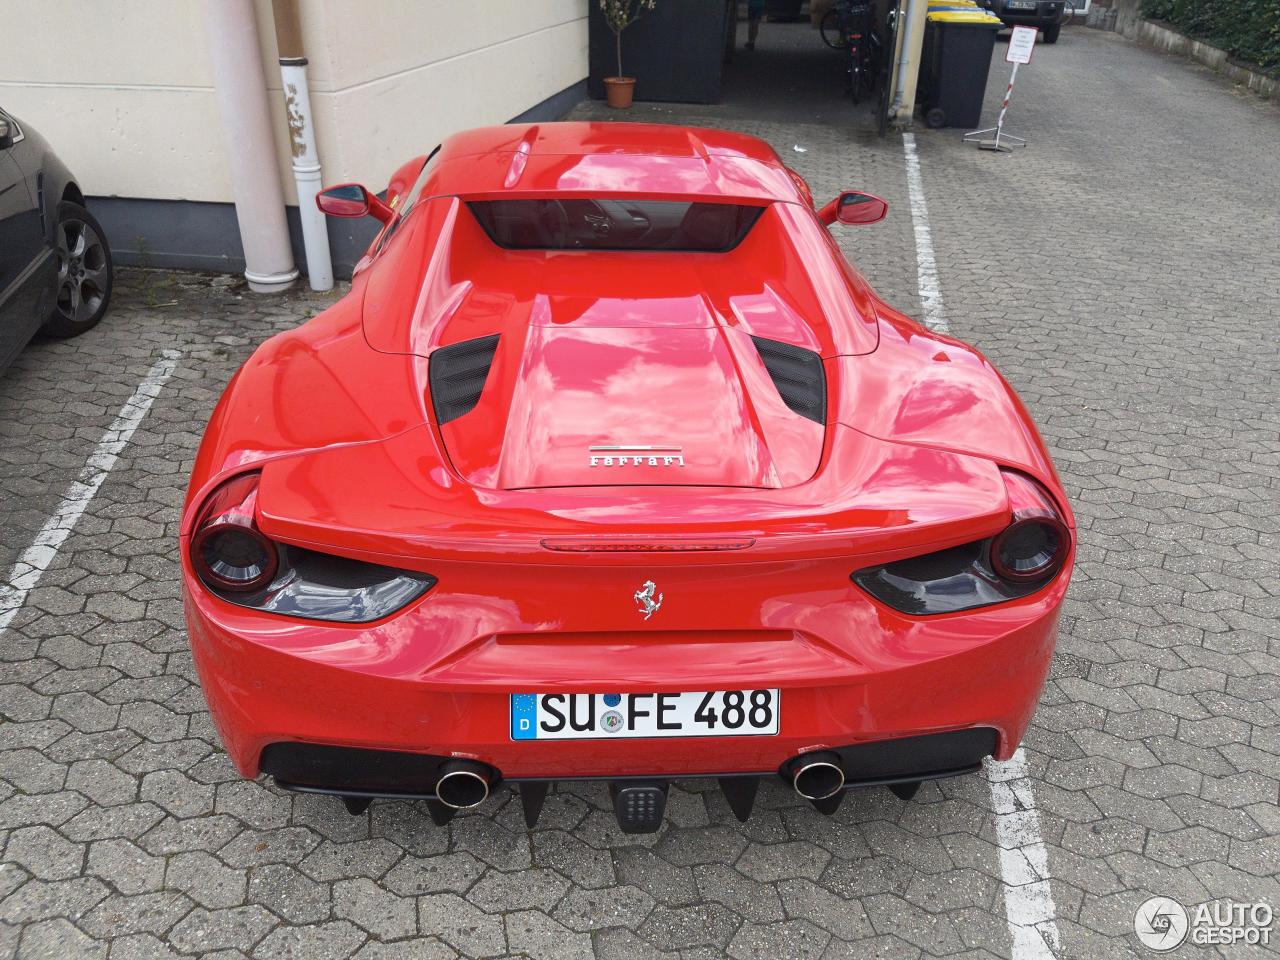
(604, 77, 636, 109)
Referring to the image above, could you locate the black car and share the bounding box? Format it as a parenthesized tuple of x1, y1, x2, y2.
(0, 108, 113, 373)
(978, 0, 1067, 43)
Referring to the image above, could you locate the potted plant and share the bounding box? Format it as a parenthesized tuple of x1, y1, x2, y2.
(600, 0, 656, 108)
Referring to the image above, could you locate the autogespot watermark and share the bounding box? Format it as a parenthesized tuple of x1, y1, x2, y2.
(1134, 896, 1273, 951)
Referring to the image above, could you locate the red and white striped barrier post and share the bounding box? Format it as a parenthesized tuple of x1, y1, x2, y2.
(964, 24, 1037, 152)
(992, 63, 1020, 146)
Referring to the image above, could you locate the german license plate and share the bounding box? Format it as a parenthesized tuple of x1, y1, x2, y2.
(1008, 1, 1036, 8)
(510, 690, 780, 741)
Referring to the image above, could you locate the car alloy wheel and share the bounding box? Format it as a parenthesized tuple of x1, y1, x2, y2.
(55, 216, 110, 326)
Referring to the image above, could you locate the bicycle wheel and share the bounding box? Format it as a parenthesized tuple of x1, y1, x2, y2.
(862, 30, 882, 92)
(860, 48, 876, 92)
(820, 9, 844, 49)
(849, 49, 863, 104)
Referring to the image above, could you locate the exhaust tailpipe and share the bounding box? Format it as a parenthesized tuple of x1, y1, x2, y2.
(787, 751, 845, 801)
(435, 759, 495, 809)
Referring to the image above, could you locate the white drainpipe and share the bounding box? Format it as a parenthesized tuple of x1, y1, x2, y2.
(273, 0, 333, 291)
(204, 0, 299, 294)
(279, 62, 333, 290)
(889, 0, 927, 121)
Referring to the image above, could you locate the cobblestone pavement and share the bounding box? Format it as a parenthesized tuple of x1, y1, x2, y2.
(3, 23, 1279, 960)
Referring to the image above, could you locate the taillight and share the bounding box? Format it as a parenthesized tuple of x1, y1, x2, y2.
(989, 472, 1069, 584)
(851, 470, 1071, 615)
(190, 473, 278, 593)
(188, 471, 436, 623)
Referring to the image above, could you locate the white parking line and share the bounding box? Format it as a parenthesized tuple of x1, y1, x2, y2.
(901, 132, 950, 334)
(989, 750, 1062, 959)
(901, 134, 1060, 959)
(0, 349, 181, 636)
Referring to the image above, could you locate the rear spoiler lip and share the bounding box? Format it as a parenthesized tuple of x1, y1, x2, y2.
(248, 512, 1012, 574)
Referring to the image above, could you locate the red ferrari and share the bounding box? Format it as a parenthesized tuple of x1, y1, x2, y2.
(182, 123, 1073, 833)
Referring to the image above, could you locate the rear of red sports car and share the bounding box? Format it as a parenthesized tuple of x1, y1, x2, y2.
(181, 123, 1073, 832)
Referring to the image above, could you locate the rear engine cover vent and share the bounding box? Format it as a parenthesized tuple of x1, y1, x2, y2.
(751, 336, 826, 423)
(429, 334, 500, 425)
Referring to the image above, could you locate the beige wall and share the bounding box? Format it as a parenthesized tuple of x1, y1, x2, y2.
(0, 0, 588, 204)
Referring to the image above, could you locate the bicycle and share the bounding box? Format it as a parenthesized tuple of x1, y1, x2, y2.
(819, 1, 880, 106)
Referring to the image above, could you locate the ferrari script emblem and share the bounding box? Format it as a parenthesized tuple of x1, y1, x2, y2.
(634, 580, 663, 620)
(589, 445, 685, 468)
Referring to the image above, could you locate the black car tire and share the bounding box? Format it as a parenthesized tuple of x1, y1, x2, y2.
(42, 201, 113, 339)
(1042, 22, 1061, 43)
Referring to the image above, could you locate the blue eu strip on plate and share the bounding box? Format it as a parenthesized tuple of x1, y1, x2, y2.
(511, 693, 539, 740)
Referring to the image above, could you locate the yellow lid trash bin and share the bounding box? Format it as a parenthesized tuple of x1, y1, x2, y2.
(919, 9, 1003, 127)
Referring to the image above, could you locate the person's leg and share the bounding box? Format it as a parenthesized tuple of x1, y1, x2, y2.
(746, 0, 764, 49)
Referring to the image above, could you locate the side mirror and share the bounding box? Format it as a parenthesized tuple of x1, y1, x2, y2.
(316, 183, 395, 224)
(818, 190, 889, 226)
(0, 118, 13, 151)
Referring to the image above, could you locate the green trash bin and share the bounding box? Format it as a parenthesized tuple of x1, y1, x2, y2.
(918, 9, 1003, 128)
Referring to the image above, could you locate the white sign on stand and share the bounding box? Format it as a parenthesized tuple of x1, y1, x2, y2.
(1006, 25, 1038, 64)
(963, 25, 1037, 151)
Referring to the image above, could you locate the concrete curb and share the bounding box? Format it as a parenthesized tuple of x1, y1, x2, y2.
(1089, 2, 1277, 101)
(1135, 19, 1278, 100)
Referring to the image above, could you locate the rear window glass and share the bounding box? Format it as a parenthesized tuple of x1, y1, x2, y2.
(468, 199, 765, 252)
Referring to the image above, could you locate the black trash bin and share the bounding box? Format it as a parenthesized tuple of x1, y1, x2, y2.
(917, 8, 1003, 128)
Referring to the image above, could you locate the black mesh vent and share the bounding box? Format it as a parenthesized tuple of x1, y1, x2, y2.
(429, 334, 500, 425)
(751, 336, 826, 423)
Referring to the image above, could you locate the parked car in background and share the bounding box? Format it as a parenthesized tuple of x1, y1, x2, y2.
(978, 0, 1068, 42)
(0, 108, 113, 374)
